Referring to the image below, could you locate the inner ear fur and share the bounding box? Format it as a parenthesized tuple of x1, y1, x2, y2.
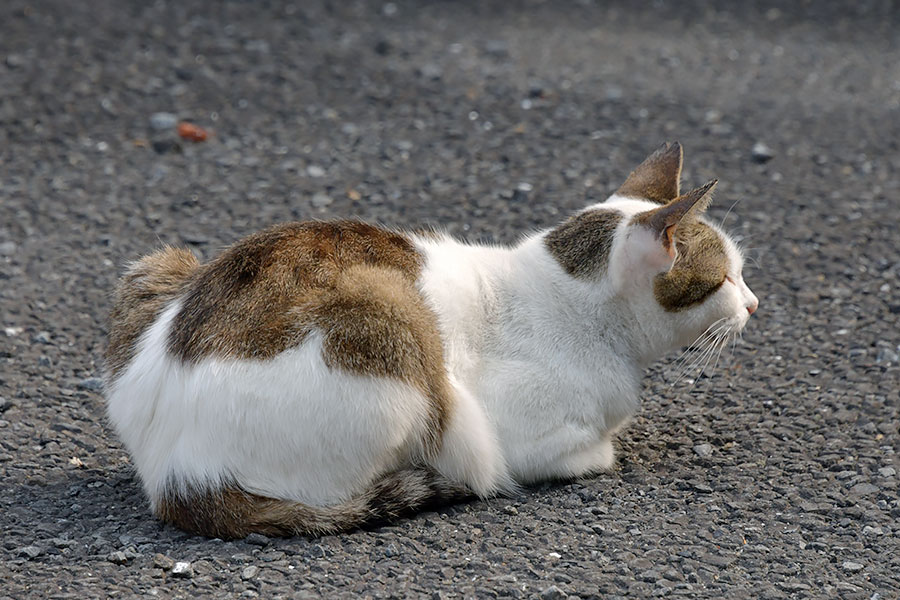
(616, 142, 683, 204)
(631, 180, 717, 258)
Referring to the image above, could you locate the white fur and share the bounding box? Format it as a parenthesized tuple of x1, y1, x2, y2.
(107, 193, 757, 506)
(413, 195, 757, 485)
(109, 302, 434, 507)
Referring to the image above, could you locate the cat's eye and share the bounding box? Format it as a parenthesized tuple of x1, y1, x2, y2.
(725, 275, 736, 285)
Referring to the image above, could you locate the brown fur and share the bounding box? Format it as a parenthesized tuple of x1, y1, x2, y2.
(156, 469, 468, 539)
(653, 220, 728, 311)
(106, 247, 199, 379)
(544, 210, 623, 278)
(168, 221, 423, 362)
(616, 142, 683, 203)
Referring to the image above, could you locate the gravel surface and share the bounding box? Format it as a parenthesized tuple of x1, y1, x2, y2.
(2, 1, 899, 598)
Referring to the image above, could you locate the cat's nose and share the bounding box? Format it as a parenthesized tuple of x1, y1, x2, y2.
(747, 297, 759, 315)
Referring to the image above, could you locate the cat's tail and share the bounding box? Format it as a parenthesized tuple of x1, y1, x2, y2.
(106, 246, 199, 378)
(118, 246, 199, 300)
(155, 468, 470, 539)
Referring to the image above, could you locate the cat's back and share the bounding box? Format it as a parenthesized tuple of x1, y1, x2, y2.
(166, 220, 425, 364)
(106, 220, 427, 376)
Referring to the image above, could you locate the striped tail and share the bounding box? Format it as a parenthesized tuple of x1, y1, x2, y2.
(155, 469, 470, 539)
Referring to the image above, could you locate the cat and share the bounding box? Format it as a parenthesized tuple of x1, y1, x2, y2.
(104, 142, 758, 539)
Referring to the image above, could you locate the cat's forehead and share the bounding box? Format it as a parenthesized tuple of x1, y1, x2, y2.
(594, 195, 743, 271)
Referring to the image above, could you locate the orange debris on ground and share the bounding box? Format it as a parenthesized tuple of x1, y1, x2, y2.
(177, 121, 210, 142)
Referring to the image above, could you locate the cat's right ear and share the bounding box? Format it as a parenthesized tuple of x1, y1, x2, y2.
(631, 180, 717, 262)
(615, 142, 683, 204)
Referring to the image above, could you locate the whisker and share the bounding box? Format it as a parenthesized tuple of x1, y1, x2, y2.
(669, 321, 727, 375)
(720, 197, 742, 229)
(674, 320, 739, 391)
(709, 331, 731, 375)
(683, 338, 723, 391)
(674, 326, 728, 387)
(672, 326, 721, 386)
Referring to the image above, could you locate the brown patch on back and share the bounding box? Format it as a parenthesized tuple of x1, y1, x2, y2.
(545, 209, 623, 278)
(653, 221, 728, 311)
(616, 142, 683, 204)
(168, 221, 421, 361)
(167, 220, 451, 454)
(106, 247, 199, 379)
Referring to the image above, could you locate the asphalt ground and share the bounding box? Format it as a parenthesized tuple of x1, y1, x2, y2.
(1, 1, 898, 598)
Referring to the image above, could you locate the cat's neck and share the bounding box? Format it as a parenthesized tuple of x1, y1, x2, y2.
(415, 232, 669, 379)
(502, 234, 653, 367)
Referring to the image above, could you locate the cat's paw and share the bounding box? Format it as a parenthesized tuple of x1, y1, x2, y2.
(562, 438, 616, 477)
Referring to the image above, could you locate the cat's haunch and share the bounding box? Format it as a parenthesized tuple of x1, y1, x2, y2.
(105, 142, 757, 538)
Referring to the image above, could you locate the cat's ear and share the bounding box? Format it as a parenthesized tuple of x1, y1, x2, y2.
(632, 180, 717, 260)
(616, 142, 683, 203)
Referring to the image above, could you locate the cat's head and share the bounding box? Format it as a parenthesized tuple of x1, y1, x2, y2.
(546, 142, 757, 359)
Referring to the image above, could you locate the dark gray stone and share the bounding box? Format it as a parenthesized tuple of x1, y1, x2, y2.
(77, 377, 104, 392)
(244, 533, 270, 547)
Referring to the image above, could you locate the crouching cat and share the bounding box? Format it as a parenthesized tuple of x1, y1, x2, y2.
(105, 143, 758, 538)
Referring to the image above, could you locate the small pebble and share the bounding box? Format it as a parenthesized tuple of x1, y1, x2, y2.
(311, 193, 333, 208)
(171, 561, 193, 578)
(540, 585, 566, 600)
(149, 112, 178, 131)
(850, 482, 879, 495)
(152, 139, 181, 154)
(244, 532, 270, 547)
(33, 331, 51, 344)
(241, 565, 260, 580)
(484, 39, 508, 57)
(77, 377, 104, 392)
(875, 346, 899, 364)
(693, 443, 713, 458)
(107, 551, 129, 565)
(751, 142, 775, 163)
(306, 165, 326, 178)
(152, 553, 175, 570)
(878, 467, 896, 478)
(842, 561, 864, 572)
(0, 241, 17, 255)
(18, 545, 42, 559)
(5, 53, 25, 68)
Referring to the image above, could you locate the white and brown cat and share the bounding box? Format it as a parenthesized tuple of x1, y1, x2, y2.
(105, 143, 758, 538)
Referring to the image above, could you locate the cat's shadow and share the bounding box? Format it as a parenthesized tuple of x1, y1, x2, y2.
(3, 464, 191, 546)
(5, 463, 504, 547)
(7, 462, 607, 552)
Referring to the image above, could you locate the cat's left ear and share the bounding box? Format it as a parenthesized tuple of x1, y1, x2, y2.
(616, 142, 683, 203)
(632, 180, 717, 260)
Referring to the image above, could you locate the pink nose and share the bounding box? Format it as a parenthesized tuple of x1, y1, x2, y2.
(747, 299, 759, 315)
